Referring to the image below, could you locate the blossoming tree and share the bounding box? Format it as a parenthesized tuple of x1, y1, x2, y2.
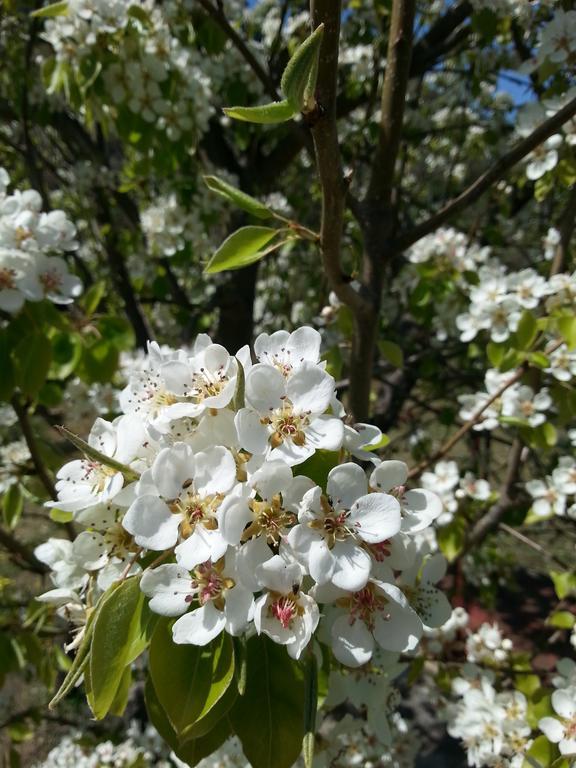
(0, 1, 575, 767)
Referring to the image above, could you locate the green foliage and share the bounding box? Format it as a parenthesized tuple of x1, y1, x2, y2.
(281, 24, 324, 113)
(56, 425, 139, 482)
(203, 176, 272, 219)
(204, 226, 284, 274)
(294, 450, 340, 489)
(379, 340, 404, 369)
(2, 484, 23, 530)
(437, 516, 467, 562)
(30, 1, 69, 18)
(90, 575, 156, 719)
(148, 619, 235, 745)
(228, 635, 306, 768)
(223, 101, 296, 124)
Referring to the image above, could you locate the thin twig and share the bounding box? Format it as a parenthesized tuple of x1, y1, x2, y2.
(395, 95, 576, 252)
(195, 0, 280, 101)
(499, 522, 571, 571)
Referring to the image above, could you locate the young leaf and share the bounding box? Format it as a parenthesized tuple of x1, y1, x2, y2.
(48, 593, 107, 709)
(55, 425, 139, 482)
(223, 100, 296, 124)
(31, 0, 68, 17)
(3, 484, 23, 530)
(557, 315, 576, 350)
(281, 24, 324, 112)
(145, 676, 232, 765)
(203, 176, 272, 219)
(379, 340, 404, 369)
(89, 576, 150, 719)
(149, 619, 235, 744)
(229, 635, 305, 768)
(14, 332, 52, 398)
(204, 226, 282, 274)
(515, 310, 538, 351)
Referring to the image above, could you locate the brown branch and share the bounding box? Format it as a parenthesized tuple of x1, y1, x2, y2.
(367, 0, 417, 206)
(308, 0, 365, 314)
(462, 438, 524, 552)
(12, 397, 56, 501)
(0, 526, 48, 574)
(498, 522, 571, 571)
(395, 95, 576, 252)
(407, 366, 527, 480)
(195, 0, 280, 102)
(551, 182, 576, 276)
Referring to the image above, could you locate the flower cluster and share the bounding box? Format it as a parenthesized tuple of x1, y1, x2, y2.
(447, 667, 531, 767)
(456, 264, 575, 345)
(540, 658, 576, 758)
(42, 0, 212, 142)
(526, 455, 576, 519)
(0, 168, 81, 313)
(419, 461, 491, 526)
(38, 327, 449, 666)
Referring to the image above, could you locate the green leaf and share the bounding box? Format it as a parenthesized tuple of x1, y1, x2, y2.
(294, 450, 339, 490)
(145, 676, 232, 765)
(487, 341, 505, 368)
(55, 426, 139, 482)
(437, 516, 467, 562)
(229, 635, 305, 768)
(90, 576, 150, 719)
(149, 619, 235, 744)
(528, 352, 550, 369)
(515, 311, 538, 351)
(203, 176, 272, 219)
(204, 226, 282, 274)
(49, 508, 74, 524)
(2, 484, 23, 530)
(281, 24, 324, 112)
(108, 666, 132, 717)
(547, 611, 575, 629)
(49, 595, 105, 709)
(379, 340, 404, 369)
(31, 0, 68, 17)
(49, 332, 83, 380)
(550, 570, 576, 599)
(223, 100, 296, 124)
(557, 315, 576, 350)
(523, 734, 558, 768)
(14, 332, 52, 398)
(79, 280, 106, 315)
(302, 653, 318, 768)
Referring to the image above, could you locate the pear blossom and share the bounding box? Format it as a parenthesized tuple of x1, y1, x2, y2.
(253, 555, 319, 659)
(122, 443, 236, 566)
(235, 362, 344, 466)
(539, 687, 576, 757)
(287, 462, 401, 591)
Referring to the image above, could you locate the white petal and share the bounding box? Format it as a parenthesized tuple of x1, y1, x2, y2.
(218, 495, 252, 545)
(224, 585, 254, 635)
(307, 538, 336, 585)
(140, 564, 192, 616)
(539, 716, 564, 743)
(401, 489, 442, 532)
(331, 614, 374, 667)
(286, 365, 334, 414)
(251, 459, 292, 499)
(122, 495, 179, 550)
(347, 493, 401, 543)
(172, 603, 226, 645)
(245, 364, 285, 412)
(370, 460, 408, 492)
(194, 446, 236, 495)
(305, 416, 344, 452)
(235, 408, 269, 455)
(151, 443, 194, 499)
(327, 463, 367, 509)
(175, 527, 226, 570)
(331, 539, 372, 592)
(552, 689, 576, 719)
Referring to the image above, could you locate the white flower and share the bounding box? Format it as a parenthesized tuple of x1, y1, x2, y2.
(235, 362, 343, 466)
(122, 442, 236, 566)
(539, 686, 576, 756)
(288, 462, 401, 591)
(526, 478, 566, 518)
(314, 579, 422, 667)
(253, 327, 323, 377)
(48, 415, 146, 513)
(141, 556, 253, 645)
(253, 555, 319, 659)
(501, 385, 551, 427)
(369, 460, 443, 533)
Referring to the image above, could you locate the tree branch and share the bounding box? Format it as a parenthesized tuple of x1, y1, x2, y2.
(11, 397, 56, 501)
(367, 0, 416, 206)
(0, 526, 48, 574)
(308, 0, 365, 314)
(395, 95, 576, 252)
(195, 0, 280, 101)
